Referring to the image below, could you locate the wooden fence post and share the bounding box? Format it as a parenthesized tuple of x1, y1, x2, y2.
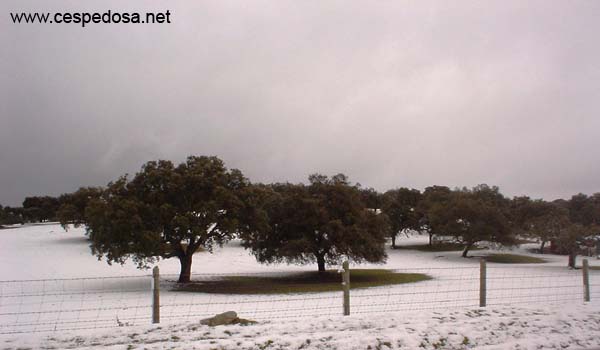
(342, 261, 350, 316)
(583, 259, 590, 302)
(480, 258, 487, 307)
(152, 266, 160, 323)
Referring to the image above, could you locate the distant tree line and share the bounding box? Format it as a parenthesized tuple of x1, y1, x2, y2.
(2, 155, 599, 280)
(0, 196, 62, 225)
(0, 205, 24, 226)
(0, 191, 102, 226)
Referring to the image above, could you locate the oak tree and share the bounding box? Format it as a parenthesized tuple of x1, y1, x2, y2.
(241, 174, 389, 273)
(416, 186, 453, 245)
(83, 156, 250, 283)
(382, 188, 422, 248)
(57, 187, 103, 230)
(428, 185, 514, 257)
(513, 198, 570, 253)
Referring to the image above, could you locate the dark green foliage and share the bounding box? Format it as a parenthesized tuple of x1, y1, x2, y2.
(567, 193, 600, 226)
(10, 153, 597, 273)
(556, 193, 600, 267)
(22, 196, 60, 222)
(84, 156, 251, 283)
(0, 205, 24, 226)
(509, 196, 534, 232)
(427, 185, 514, 257)
(556, 223, 599, 268)
(382, 188, 422, 248)
(511, 193, 600, 267)
(57, 187, 103, 230)
(416, 186, 453, 245)
(511, 198, 570, 253)
(241, 174, 389, 272)
(360, 187, 385, 212)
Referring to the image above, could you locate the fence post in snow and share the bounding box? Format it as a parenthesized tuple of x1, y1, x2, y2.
(583, 258, 590, 302)
(342, 260, 350, 316)
(479, 258, 487, 307)
(152, 266, 160, 323)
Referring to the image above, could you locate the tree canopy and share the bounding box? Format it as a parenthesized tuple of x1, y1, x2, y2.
(57, 187, 103, 230)
(0, 206, 23, 226)
(556, 222, 599, 268)
(567, 193, 600, 226)
(22, 196, 60, 222)
(416, 185, 453, 246)
(382, 188, 422, 248)
(241, 174, 389, 272)
(512, 198, 570, 253)
(82, 156, 252, 282)
(427, 185, 513, 257)
(7, 154, 600, 271)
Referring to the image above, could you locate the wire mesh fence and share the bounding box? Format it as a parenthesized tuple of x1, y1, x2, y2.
(157, 272, 342, 323)
(486, 266, 586, 306)
(0, 276, 151, 334)
(0, 262, 596, 335)
(351, 267, 480, 315)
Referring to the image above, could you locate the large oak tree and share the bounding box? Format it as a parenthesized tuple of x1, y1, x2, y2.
(83, 156, 250, 283)
(241, 174, 389, 273)
(428, 185, 514, 257)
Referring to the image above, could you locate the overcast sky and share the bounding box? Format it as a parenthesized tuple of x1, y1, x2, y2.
(1, 1, 600, 206)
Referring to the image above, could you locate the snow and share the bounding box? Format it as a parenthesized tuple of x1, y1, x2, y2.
(1, 223, 600, 349)
(3, 304, 600, 349)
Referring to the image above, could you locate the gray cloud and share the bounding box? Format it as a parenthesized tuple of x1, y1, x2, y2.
(1, 0, 600, 205)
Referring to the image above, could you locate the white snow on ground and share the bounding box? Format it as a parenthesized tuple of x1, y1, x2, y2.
(3, 303, 600, 350)
(1, 224, 600, 349)
(0, 224, 592, 279)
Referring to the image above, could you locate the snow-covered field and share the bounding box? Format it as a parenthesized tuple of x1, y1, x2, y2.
(1, 223, 600, 349)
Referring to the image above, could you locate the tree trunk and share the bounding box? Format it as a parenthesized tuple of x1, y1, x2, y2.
(539, 240, 546, 254)
(462, 243, 472, 258)
(178, 253, 193, 283)
(568, 251, 577, 269)
(429, 232, 434, 246)
(391, 234, 396, 249)
(316, 254, 326, 273)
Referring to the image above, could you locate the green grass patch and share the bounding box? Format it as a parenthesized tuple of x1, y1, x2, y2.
(174, 269, 431, 294)
(395, 242, 484, 252)
(513, 238, 538, 245)
(484, 253, 546, 264)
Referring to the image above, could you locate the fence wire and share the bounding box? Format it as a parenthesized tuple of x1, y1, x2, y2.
(0, 276, 151, 334)
(0, 265, 596, 335)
